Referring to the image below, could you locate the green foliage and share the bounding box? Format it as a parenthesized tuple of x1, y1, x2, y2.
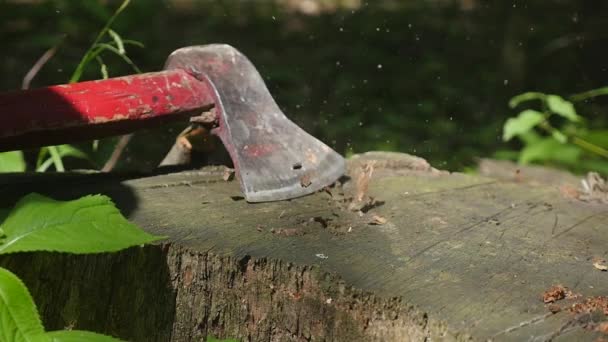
(0, 193, 165, 254)
(0, 151, 26, 172)
(0, 192, 164, 340)
(0, 267, 124, 342)
(502, 110, 545, 142)
(500, 88, 608, 174)
(0, 267, 44, 342)
(70, 0, 140, 83)
(0, 0, 142, 174)
(36, 145, 89, 172)
(43, 330, 124, 341)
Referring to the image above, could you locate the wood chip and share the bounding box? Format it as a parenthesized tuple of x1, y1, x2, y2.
(593, 259, 608, 271)
(355, 161, 376, 202)
(542, 285, 568, 303)
(222, 168, 235, 181)
(369, 214, 387, 225)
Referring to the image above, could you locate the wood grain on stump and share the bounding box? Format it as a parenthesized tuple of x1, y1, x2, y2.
(1, 152, 606, 341)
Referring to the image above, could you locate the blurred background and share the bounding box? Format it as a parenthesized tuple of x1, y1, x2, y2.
(1, 0, 607, 174)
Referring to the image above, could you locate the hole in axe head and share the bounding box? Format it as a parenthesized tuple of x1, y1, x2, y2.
(292, 163, 302, 170)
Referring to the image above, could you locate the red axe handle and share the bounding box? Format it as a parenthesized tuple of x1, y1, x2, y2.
(0, 69, 215, 152)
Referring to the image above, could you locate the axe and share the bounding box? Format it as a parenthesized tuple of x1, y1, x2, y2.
(0, 44, 345, 202)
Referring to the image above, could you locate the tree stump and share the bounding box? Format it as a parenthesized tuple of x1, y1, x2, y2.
(1, 152, 607, 341)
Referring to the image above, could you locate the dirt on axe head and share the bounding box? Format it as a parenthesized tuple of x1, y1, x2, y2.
(165, 45, 345, 202)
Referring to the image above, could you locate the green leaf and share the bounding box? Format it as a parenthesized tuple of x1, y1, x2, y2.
(92, 43, 141, 74)
(546, 95, 580, 122)
(96, 56, 109, 79)
(508, 92, 546, 108)
(502, 110, 545, 141)
(0, 267, 45, 342)
(0, 151, 26, 172)
(0, 193, 165, 254)
(519, 138, 582, 165)
(37, 145, 90, 172)
(107, 29, 125, 54)
(43, 330, 125, 342)
(551, 130, 567, 144)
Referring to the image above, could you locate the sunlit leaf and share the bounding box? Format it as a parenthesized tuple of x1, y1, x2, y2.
(43, 330, 125, 342)
(519, 138, 581, 165)
(0, 267, 45, 342)
(508, 92, 546, 108)
(92, 43, 141, 74)
(107, 29, 125, 54)
(503, 110, 545, 141)
(0, 193, 165, 254)
(546, 95, 580, 122)
(0, 151, 26, 172)
(551, 130, 567, 144)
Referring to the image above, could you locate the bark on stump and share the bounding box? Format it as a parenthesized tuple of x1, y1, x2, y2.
(1, 152, 607, 341)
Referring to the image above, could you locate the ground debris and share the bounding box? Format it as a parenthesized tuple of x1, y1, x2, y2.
(369, 214, 387, 225)
(222, 167, 235, 181)
(541, 285, 608, 337)
(270, 228, 303, 237)
(570, 296, 608, 316)
(354, 161, 376, 202)
(593, 257, 608, 272)
(542, 285, 570, 303)
(579, 172, 608, 204)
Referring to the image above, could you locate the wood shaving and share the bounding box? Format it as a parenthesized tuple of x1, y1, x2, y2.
(354, 161, 376, 202)
(579, 172, 608, 203)
(542, 285, 569, 303)
(222, 167, 235, 181)
(569, 296, 608, 315)
(369, 214, 387, 225)
(593, 258, 608, 271)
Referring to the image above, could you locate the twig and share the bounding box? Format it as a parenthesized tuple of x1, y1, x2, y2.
(101, 134, 132, 172)
(22, 45, 60, 90)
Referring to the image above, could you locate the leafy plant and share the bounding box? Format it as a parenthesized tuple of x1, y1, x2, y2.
(500, 88, 608, 174)
(0, 0, 142, 173)
(0, 193, 165, 341)
(0, 267, 123, 342)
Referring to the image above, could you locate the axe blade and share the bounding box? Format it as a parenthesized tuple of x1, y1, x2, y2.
(165, 45, 345, 202)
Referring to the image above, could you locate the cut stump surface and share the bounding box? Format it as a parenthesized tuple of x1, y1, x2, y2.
(1, 152, 607, 341)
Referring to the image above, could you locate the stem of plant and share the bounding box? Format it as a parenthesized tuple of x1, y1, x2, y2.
(571, 137, 608, 159)
(539, 122, 608, 160)
(69, 0, 131, 83)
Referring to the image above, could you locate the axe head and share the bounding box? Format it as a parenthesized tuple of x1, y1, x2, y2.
(165, 45, 345, 202)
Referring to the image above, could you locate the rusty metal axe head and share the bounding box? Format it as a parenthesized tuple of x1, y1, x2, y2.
(164, 44, 345, 202)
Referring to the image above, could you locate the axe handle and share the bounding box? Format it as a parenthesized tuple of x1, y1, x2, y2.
(0, 69, 216, 152)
